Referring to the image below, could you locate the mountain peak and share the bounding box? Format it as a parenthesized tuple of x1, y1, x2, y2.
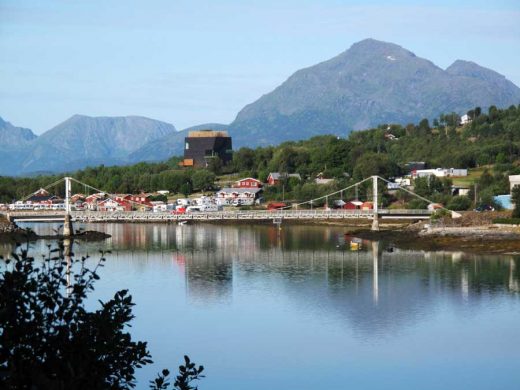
(446, 60, 507, 82)
(346, 38, 415, 58)
(230, 39, 520, 147)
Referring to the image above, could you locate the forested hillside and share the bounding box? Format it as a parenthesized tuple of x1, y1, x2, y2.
(231, 104, 520, 178)
(1, 105, 519, 208)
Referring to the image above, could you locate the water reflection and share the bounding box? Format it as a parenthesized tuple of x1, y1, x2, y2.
(10, 223, 520, 309)
(5, 222, 520, 389)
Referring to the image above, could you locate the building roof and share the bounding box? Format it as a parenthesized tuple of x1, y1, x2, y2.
(236, 177, 262, 183)
(268, 172, 302, 180)
(187, 130, 229, 138)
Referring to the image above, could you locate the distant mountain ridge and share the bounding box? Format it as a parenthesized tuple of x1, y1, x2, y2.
(228, 39, 520, 146)
(0, 117, 37, 146)
(0, 115, 177, 175)
(1, 38, 520, 176)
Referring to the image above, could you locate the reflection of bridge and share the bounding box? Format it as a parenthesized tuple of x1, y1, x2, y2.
(6, 208, 432, 223)
(2, 175, 451, 231)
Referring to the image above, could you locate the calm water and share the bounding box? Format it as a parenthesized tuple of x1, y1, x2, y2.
(4, 222, 520, 389)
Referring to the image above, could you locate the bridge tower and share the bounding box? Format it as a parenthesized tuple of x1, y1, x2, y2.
(371, 175, 380, 231)
(63, 177, 74, 237)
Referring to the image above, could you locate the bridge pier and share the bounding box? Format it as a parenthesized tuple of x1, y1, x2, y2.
(371, 214, 380, 231)
(63, 214, 74, 237)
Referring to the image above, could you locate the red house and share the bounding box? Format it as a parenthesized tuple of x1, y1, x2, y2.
(124, 194, 153, 207)
(233, 178, 263, 189)
(361, 201, 374, 210)
(343, 200, 363, 210)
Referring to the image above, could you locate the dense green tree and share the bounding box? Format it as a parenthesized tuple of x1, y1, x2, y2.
(512, 186, 520, 218)
(191, 170, 216, 192)
(447, 195, 472, 211)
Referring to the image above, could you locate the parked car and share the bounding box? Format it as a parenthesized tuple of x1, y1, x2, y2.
(474, 204, 495, 212)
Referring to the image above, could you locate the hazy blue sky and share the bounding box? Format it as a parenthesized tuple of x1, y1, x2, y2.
(1, 0, 519, 134)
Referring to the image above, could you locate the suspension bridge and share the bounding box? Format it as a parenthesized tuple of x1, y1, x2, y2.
(1, 175, 454, 233)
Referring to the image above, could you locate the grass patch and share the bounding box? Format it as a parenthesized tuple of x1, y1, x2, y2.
(451, 166, 489, 187)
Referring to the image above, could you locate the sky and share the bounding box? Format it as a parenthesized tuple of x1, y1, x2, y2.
(1, 0, 519, 134)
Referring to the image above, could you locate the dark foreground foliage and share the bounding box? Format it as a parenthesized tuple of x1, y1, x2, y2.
(0, 241, 203, 390)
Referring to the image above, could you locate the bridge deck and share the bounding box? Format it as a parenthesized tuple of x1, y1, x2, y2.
(4, 209, 432, 223)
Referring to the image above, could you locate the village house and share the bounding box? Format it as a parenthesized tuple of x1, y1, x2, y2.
(124, 194, 153, 208)
(315, 172, 335, 185)
(97, 198, 132, 212)
(460, 114, 472, 125)
(267, 172, 302, 186)
(509, 175, 520, 193)
(361, 201, 373, 210)
(413, 168, 468, 178)
(233, 178, 263, 189)
(71, 194, 85, 203)
(215, 187, 263, 206)
(451, 186, 470, 196)
(84, 193, 106, 211)
(339, 200, 363, 210)
(394, 177, 412, 187)
(404, 162, 426, 174)
(26, 188, 61, 205)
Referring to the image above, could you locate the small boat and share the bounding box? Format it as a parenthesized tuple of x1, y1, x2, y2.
(178, 220, 188, 226)
(350, 238, 362, 251)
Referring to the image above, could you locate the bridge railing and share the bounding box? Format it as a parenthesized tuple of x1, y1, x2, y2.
(6, 208, 432, 219)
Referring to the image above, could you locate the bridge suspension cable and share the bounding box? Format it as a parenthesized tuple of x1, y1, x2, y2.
(280, 175, 455, 215)
(21, 177, 66, 202)
(281, 176, 374, 210)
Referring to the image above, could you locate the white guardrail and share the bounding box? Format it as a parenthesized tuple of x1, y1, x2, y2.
(3, 209, 432, 222)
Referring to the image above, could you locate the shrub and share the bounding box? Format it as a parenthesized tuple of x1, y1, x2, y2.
(0, 241, 203, 389)
(447, 195, 472, 211)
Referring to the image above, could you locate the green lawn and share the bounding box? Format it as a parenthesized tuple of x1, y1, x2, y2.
(451, 166, 489, 187)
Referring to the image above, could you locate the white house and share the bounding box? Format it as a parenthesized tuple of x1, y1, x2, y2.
(414, 168, 468, 178)
(509, 175, 520, 193)
(460, 114, 472, 125)
(215, 187, 262, 206)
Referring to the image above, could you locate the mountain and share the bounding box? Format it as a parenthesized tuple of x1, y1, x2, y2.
(19, 115, 176, 174)
(0, 117, 38, 175)
(0, 117, 37, 146)
(3, 38, 520, 175)
(128, 130, 187, 163)
(129, 123, 229, 162)
(228, 38, 520, 147)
